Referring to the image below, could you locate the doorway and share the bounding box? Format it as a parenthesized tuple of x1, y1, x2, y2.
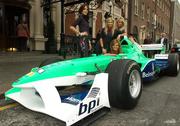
(0, 5, 29, 51)
(5, 6, 29, 51)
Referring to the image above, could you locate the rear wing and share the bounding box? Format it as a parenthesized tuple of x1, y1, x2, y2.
(140, 44, 165, 53)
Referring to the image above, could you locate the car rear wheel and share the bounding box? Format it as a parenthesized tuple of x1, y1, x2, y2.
(105, 59, 142, 109)
(166, 53, 179, 76)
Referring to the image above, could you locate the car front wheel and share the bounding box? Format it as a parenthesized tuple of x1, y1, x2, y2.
(106, 59, 142, 109)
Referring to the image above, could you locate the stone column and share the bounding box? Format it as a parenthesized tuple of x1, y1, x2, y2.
(55, 3, 61, 50)
(33, 0, 45, 51)
(50, 2, 62, 50)
(28, 0, 35, 50)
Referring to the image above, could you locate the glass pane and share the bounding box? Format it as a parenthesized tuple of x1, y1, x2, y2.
(0, 7, 3, 34)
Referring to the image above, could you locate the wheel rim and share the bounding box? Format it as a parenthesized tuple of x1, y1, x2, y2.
(128, 69, 141, 98)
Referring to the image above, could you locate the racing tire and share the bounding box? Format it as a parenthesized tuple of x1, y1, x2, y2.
(39, 57, 63, 67)
(105, 59, 142, 109)
(166, 53, 179, 76)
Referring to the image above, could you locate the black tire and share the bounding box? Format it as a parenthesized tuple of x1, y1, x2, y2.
(105, 59, 142, 109)
(39, 57, 63, 68)
(166, 53, 179, 76)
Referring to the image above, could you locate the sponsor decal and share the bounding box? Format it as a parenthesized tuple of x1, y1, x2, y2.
(65, 97, 81, 104)
(78, 98, 100, 115)
(143, 62, 155, 78)
(155, 54, 168, 59)
(142, 71, 155, 78)
(87, 87, 100, 98)
(38, 68, 44, 74)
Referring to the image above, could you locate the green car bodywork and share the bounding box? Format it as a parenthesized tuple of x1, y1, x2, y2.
(5, 36, 163, 96)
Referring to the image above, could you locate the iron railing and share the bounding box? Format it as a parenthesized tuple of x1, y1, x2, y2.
(59, 34, 96, 58)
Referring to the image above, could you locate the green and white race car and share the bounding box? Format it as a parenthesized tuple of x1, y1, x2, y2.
(5, 36, 179, 126)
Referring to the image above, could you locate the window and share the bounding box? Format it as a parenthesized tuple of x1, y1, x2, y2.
(147, 7, 150, 22)
(159, 0, 162, 9)
(0, 6, 3, 34)
(157, 0, 160, 6)
(162, 2, 164, 11)
(134, 0, 138, 15)
(151, 11, 155, 25)
(141, 3, 145, 19)
(156, 16, 158, 29)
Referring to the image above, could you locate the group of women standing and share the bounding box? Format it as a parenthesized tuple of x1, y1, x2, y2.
(98, 16, 126, 55)
(70, 3, 126, 57)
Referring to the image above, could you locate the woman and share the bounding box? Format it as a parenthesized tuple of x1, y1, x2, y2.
(110, 39, 121, 54)
(16, 19, 29, 51)
(114, 17, 127, 41)
(70, 4, 92, 57)
(99, 16, 115, 54)
(104, 39, 121, 56)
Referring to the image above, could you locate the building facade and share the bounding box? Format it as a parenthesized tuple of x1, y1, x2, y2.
(64, 0, 128, 37)
(0, 0, 128, 52)
(42, 0, 128, 52)
(171, 0, 180, 43)
(128, 0, 171, 44)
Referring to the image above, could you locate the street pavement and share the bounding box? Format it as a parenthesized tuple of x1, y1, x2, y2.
(0, 52, 180, 126)
(0, 51, 66, 96)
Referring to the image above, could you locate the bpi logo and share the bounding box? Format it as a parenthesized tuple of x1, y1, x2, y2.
(78, 98, 100, 115)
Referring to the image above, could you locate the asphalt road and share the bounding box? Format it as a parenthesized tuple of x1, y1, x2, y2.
(0, 52, 65, 94)
(0, 52, 180, 126)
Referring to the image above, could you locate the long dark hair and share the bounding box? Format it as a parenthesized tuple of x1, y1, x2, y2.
(78, 4, 89, 22)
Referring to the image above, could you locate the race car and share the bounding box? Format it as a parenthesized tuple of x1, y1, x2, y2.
(5, 36, 179, 126)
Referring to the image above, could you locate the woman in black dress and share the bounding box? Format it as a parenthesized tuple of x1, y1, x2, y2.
(99, 16, 115, 54)
(70, 4, 92, 57)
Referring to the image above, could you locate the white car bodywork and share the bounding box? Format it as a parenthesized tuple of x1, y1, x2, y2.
(6, 73, 110, 126)
(141, 44, 164, 51)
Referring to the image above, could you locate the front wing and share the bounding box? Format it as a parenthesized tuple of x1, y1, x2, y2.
(5, 73, 110, 126)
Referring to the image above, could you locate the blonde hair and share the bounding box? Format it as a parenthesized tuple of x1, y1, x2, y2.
(104, 17, 114, 35)
(116, 17, 125, 31)
(116, 17, 125, 25)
